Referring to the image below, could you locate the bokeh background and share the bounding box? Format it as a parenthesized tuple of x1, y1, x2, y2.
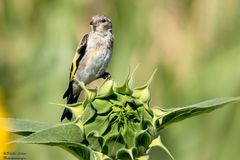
(0, 0, 240, 160)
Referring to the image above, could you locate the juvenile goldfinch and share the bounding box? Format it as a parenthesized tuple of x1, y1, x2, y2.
(61, 14, 114, 121)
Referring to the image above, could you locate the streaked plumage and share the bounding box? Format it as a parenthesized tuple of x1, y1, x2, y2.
(61, 15, 114, 121)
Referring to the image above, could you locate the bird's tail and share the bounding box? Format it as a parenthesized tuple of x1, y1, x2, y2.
(61, 108, 73, 122)
(63, 82, 80, 104)
(61, 82, 80, 121)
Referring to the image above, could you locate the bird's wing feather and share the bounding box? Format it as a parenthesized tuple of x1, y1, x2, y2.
(69, 34, 89, 81)
(62, 34, 88, 101)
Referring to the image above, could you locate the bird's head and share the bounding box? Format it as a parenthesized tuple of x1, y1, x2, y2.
(90, 14, 112, 33)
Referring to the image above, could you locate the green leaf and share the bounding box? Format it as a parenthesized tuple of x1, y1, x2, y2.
(155, 97, 240, 131)
(140, 119, 155, 137)
(84, 88, 97, 107)
(87, 131, 104, 152)
(93, 151, 112, 160)
(82, 103, 96, 124)
(102, 122, 119, 141)
(132, 68, 157, 103)
(134, 130, 152, 155)
(97, 79, 114, 98)
(0, 119, 100, 160)
(75, 79, 97, 106)
(110, 98, 124, 107)
(92, 99, 112, 115)
(122, 121, 137, 148)
(108, 112, 118, 123)
(103, 134, 125, 158)
(116, 148, 133, 160)
(116, 148, 137, 160)
(37, 141, 109, 160)
(126, 98, 143, 106)
(61, 142, 95, 160)
(137, 106, 153, 122)
(70, 103, 85, 117)
(50, 102, 85, 119)
(10, 123, 94, 159)
(0, 118, 53, 136)
(136, 155, 149, 160)
(11, 123, 84, 144)
(147, 136, 174, 160)
(84, 115, 109, 136)
(132, 85, 150, 103)
(113, 67, 133, 95)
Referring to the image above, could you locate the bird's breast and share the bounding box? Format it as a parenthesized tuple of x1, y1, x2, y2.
(74, 32, 113, 84)
(75, 47, 112, 84)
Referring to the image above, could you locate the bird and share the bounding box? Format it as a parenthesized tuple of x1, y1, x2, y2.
(61, 14, 114, 121)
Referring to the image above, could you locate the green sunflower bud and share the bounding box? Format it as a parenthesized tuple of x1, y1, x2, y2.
(5, 69, 240, 160)
(68, 69, 161, 159)
(97, 79, 114, 98)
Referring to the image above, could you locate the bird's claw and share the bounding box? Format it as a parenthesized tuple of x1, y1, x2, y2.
(99, 72, 111, 80)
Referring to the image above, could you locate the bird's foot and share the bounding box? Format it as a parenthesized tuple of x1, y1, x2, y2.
(99, 72, 111, 80)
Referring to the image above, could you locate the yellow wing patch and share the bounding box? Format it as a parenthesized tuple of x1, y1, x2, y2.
(70, 46, 101, 81)
(70, 53, 81, 81)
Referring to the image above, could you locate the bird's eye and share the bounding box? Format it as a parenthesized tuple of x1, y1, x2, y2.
(101, 19, 106, 23)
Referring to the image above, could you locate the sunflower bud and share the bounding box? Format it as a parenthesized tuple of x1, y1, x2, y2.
(5, 69, 240, 160)
(68, 69, 160, 159)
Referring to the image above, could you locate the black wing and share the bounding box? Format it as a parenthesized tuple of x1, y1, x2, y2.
(63, 33, 89, 100)
(69, 34, 89, 81)
(61, 34, 89, 121)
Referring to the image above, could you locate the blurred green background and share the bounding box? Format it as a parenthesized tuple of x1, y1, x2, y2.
(1, 0, 240, 159)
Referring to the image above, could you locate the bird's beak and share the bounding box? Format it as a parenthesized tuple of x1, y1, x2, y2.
(90, 20, 93, 25)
